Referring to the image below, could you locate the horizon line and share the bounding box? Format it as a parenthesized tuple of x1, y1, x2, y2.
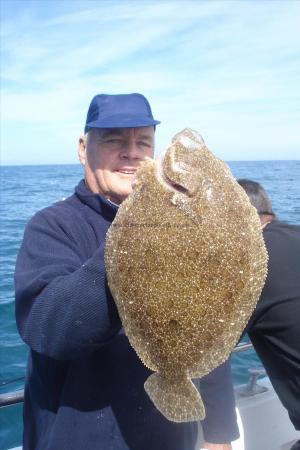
(2, 159, 300, 168)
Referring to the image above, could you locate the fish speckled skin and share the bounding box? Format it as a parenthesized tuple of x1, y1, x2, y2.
(105, 128, 268, 423)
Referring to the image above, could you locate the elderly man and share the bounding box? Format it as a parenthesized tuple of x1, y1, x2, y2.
(15, 93, 238, 450)
(238, 179, 300, 449)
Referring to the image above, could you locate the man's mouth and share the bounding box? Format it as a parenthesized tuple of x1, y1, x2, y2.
(116, 168, 136, 175)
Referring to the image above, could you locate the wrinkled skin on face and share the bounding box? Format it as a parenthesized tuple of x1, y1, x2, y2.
(78, 126, 155, 204)
(105, 128, 268, 422)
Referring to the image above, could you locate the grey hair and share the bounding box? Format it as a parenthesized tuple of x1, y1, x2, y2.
(237, 179, 275, 216)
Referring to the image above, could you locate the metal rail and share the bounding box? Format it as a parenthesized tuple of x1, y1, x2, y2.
(232, 342, 253, 353)
(0, 389, 24, 407)
(0, 342, 253, 408)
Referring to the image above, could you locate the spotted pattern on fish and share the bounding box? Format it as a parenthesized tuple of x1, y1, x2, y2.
(105, 128, 268, 422)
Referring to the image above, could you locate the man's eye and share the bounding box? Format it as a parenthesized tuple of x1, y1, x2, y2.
(104, 139, 123, 146)
(139, 141, 152, 148)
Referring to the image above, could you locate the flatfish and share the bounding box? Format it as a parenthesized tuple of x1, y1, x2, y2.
(105, 128, 268, 422)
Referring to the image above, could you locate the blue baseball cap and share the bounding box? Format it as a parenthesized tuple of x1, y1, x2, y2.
(84, 93, 160, 133)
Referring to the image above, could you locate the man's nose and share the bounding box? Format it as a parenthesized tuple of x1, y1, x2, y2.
(120, 141, 141, 159)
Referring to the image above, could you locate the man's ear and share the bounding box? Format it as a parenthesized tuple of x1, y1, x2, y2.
(78, 135, 87, 166)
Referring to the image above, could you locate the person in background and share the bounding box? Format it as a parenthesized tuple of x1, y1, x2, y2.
(14, 93, 239, 450)
(238, 179, 300, 450)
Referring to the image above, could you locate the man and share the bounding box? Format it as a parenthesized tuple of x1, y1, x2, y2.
(238, 179, 300, 448)
(14, 93, 238, 450)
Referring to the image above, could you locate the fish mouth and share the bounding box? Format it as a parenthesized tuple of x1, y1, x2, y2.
(156, 150, 190, 195)
(155, 128, 206, 196)
(161, 171, 189, 194)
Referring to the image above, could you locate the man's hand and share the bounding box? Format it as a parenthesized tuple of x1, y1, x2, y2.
(201, 443, 232, 450)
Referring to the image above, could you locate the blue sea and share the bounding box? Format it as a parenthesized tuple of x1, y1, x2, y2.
(1, 161, 300, 449)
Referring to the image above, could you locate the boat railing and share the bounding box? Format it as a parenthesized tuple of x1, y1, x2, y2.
(231, 342, 253, 353)
(0, 342, 254, 408)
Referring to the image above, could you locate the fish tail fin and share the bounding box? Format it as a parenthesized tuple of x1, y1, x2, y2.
(144, 372, 205, 422)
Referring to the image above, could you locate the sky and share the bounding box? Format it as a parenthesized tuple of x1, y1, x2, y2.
(1, 0, 300, 165)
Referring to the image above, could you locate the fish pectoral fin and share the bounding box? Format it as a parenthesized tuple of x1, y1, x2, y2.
(144, 372, 205, 423)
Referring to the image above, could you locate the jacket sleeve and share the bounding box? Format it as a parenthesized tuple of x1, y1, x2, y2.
(199, 359, 239, 443)
(14, 207, 121, 360)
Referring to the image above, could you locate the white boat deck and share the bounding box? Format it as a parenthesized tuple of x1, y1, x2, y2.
(197, 377, 299, 450)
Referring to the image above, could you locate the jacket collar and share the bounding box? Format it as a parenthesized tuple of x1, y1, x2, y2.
(75, 179, 119, 221)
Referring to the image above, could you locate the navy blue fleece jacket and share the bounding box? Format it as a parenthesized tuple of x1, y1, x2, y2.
(15, 179, 238, 450)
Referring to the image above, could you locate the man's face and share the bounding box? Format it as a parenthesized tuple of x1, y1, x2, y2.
(78, 127, 155, 204)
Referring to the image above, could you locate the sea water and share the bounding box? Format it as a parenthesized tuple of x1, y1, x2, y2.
(1, 161, 299, 449)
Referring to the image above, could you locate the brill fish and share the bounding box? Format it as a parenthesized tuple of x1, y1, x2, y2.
(105, 128, 268, 422)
